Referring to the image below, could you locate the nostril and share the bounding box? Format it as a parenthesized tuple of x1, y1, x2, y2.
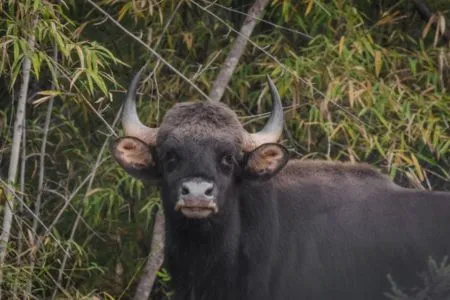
(205, 186, 214, 197)
(181, 186, 190, 196)
(180, 180, 215, 198)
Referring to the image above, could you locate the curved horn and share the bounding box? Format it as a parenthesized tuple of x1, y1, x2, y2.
(122, 66, 158, 145)
(243, 76, 284, 151)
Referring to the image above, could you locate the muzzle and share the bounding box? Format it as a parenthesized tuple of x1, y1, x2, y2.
(175, 178, 218, 219)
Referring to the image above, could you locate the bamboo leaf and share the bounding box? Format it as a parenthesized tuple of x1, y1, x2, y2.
(31, 52, 41, 79)
(374, 50, 382, 77)
(182, 32, 193, 50)
(70, 68, 84, 91)
(37, 90, 63, 96)
(305, 0, 314, 16)
(422, 14, 436, 39)
(338, 36, 345, 56)
(438, 13, 446, 36)
(411, 153, 424, 181)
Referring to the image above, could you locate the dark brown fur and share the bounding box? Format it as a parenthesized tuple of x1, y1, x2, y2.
(156, 101, 245, 146)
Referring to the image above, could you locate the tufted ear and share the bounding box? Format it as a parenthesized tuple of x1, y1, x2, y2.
(110, 137, 159, 181)
(242, 143, 289, 180)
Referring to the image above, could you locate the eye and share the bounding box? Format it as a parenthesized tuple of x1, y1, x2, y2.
(165, 151, 179, 173)
(220, 154, 234, 173)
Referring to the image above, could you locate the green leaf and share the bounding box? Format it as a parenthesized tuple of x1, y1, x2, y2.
(31, 52, 41, 79)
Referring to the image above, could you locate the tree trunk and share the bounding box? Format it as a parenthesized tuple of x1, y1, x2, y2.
(133, 210, 165, 300)
(209, 0, 271, 102)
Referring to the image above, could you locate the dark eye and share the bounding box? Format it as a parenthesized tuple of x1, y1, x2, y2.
(220, 154, 233, 173)
(165, 151, 179, 172)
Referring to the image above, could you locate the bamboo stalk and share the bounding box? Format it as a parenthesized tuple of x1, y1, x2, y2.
(27, 45, 58, 297)
(12, 110, 27, 299)
(0, 16, 38, 299)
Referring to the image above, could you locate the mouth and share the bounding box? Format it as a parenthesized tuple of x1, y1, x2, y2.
(175, 198, 218, 219)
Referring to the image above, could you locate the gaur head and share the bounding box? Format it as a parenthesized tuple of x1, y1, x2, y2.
(111, 68, 289, 223)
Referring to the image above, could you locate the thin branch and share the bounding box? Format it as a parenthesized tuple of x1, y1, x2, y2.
(85, 0, 212, 101)
(39, 172, 93, 243)
(44, 269, 74, 300)
(26, 46, 58, 297)
(202, 0, 312, 39)
(0, 179, 71, 258)
(208, 0, 270, 102)
(190, 50, 223, 81)
(31, 46, 58, 251)
(152, 0, 184, 57)
(133, 210, 165, 300)
(42, 188, 106, 242)
(3, 166, 100, 265)
(141, 0, 183, 101)
(0, 16, 38, 298)
(83, 98, 118, 137)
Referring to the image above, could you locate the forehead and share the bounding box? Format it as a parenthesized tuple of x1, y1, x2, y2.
(156, 101, 244, 147)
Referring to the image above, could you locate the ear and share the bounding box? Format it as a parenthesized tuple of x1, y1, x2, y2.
(242, 143, 289, 180)
(110, 137, 159, 181)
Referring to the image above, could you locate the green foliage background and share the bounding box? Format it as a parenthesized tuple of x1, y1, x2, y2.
(0, 0, 449, 298)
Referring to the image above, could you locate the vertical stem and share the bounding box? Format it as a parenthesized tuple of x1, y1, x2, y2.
(12, 118, 27, 299)
(0, 16, 38, 299)
(17, 118, 26, 264)
(133, 210, 165, 300)
(30, 47, 58, 248)
(208, 0, 270, 102)
(27, 45, 58, 298)
(31, 71, 55, 234)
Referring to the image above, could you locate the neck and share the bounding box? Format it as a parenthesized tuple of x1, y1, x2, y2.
(163, 194, 241, 298)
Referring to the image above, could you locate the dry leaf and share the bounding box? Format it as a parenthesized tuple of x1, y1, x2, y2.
(339, 36, 345, 56)
(374, 50, 382, 77)
(182, 32, 193, 50)
(422, 14, 436, 39)
(305, 0, 314, 16)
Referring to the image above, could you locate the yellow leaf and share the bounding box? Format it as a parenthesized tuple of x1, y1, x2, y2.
(32, 95, 52, 105)
(422, 14, 436, 39)
(0, 187, 4, 205)
(348, 81, 354, 108)
(411, 154, 424, 181)
(37, 90, 62, 96)
(182, 32, 193, 50)
(374, 50, 382, 77)
(76, 45, 85, 69)
(397, 153, 412, 165)
(338, 36, 345, 56)
(439, 13, 446, 35)
(118, 3, 130, 21)
(86, 188, 106, 197)
(305, 0, 314, 16)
